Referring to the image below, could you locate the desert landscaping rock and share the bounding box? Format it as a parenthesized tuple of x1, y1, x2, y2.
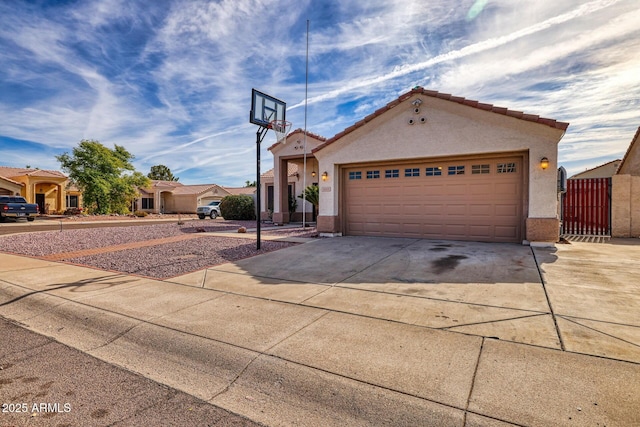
(0, 221, 307, 279)
(66, 236, 294, 279)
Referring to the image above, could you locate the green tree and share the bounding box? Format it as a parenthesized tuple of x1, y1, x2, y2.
(148, 164, 179, 181)
(244, 180, 256, 187)
(56, 140, 150, 214)
(298, 185, 319, 212)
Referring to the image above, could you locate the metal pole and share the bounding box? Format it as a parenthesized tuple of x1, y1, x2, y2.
(256, 128, 262, 250)
(303, 19, 309, 228)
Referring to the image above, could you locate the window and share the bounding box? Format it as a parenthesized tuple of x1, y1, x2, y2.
(448, 165, 465, 175)
(349, 171, 362, 180)
(404, 168, 420, 177)
(425, 167, 442, 176)
(66, 195, 79, 208)
(366, 170, 380, 179)
(497, 163, 517, 173)
(385, 169, 399, 178)
(472, 164, 490, 174)
(267, 185, 274, 211)
(142, 197, 154, 209)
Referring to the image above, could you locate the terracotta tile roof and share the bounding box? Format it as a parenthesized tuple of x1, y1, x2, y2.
(0, 166, 67, 179)
(224, 187, 256, 195)
(313, 87, 570, 153)
(617, 126, 640, 175)
(151, 180, 183, 188)
(169, 184, 218, 195)
(261, 163, 299, 179)
(268, 128, 327, 151)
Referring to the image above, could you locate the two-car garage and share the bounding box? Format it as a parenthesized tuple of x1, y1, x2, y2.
(274, 87, 571, 243)
(343, 154, 525, 243)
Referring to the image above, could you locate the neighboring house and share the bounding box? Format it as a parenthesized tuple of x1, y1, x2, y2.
(613, 126, 640, 237)
(135, 180, 256, 214)
(266, 87, 569, 243)
(570, 159, 621, 179)
(0, 166, 82, 214)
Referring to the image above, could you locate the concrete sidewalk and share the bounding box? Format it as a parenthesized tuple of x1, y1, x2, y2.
(1, 237, 639, 426)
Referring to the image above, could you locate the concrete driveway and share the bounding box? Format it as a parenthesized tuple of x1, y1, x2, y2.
(1, 236, 639, 426)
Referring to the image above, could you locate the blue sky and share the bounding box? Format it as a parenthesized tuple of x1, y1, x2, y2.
(1, 0, 638, 185)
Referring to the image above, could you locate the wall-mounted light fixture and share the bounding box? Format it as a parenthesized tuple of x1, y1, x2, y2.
(321, 171, 328, 181)
(540, 157, 549, 170)
(311, 170, 317, 177)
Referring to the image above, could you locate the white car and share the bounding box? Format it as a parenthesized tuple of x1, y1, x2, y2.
(196, 201, 221, 219)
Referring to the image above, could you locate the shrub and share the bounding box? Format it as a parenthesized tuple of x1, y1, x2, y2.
(219, 195, 256, 220)
(63, 207, 83, 216)
(133, 210, 148, 217)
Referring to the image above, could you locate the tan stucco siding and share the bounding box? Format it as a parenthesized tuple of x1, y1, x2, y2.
(315, 94, 564, 223)
(165, 194, 197, 213)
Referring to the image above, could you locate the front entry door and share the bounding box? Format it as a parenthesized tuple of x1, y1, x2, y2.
(35, 193, 45, 214)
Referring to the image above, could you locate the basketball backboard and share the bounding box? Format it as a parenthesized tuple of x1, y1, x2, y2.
(250, 89, 286, 128)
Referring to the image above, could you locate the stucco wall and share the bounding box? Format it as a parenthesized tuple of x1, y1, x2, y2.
(612, 174, 640, 237)
(314, 94, 564, 234)
(166, 194, 197, 213)
(0, 179, 22, 196)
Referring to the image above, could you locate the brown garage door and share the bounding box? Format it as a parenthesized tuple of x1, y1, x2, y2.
(343, 155, 524, 242)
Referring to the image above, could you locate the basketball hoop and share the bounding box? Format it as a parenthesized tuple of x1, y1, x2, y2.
(269, 120, 292, 144)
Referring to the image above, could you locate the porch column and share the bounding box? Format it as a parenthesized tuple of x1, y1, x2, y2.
(57, 184, 64, 212)
(272, 158, 290, 224)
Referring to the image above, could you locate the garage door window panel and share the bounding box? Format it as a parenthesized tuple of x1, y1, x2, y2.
(425, 167, 442, 176)
(472, 164, 490, 174)
(385, 169, 399, 178)
(404, 168, 420, 177)
(497, 163, 517, 173)
(448, 165, 465, 175)
(349, 171, 362, 180)
(366, 170, 380, 179)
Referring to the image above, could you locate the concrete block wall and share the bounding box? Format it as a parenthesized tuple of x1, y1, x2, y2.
(612, 174, 640, 237)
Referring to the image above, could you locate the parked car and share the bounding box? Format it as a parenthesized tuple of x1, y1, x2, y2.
(0, 196, 39, 222)
(196, 200, 221, 219)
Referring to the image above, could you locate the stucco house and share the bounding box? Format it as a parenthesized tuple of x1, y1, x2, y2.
(265, 87, 569, 244)
(0, 166, 82, 214)
(136, 180, 256, 214)
(570, 159, 621, 179)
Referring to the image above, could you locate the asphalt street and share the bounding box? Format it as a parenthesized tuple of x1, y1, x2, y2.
(0, 317, 261, 427)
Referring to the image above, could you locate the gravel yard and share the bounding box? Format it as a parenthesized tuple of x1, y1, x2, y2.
(65, 237, 294, 279)
(0, 220, 312, 279)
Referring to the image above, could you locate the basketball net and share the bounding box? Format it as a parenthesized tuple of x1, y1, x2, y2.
(270, 120, 292, 144)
